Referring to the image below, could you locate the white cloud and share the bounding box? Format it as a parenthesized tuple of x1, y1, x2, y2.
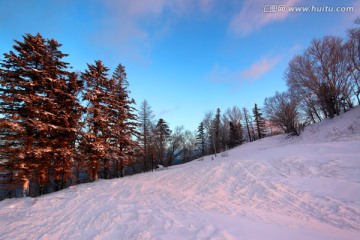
(229, 0, 302, 36)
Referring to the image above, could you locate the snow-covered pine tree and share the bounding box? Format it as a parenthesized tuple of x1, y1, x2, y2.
(56, 71, 83, 187)
(0, 33, 82, 196)
(81, 60, 111, 181)
(253, 103, 266, 139)
(111, 64, 139, 178)
(81, 62, 139, 179)
(42, 39, 83, 191)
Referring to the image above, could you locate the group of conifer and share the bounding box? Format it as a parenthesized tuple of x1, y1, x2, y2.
(0, 33, 138, 197)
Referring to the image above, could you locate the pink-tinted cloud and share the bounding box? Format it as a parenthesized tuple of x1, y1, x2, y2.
(239, 44, 301, 81)
(209, 53, 287, 85)
(241, 55, 282, 80)
(229, 0, 302, 36)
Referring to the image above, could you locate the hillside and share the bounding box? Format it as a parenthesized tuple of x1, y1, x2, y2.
(1, 107, 360, 240)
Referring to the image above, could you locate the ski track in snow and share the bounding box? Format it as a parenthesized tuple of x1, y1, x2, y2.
(1, 108, 360, 240)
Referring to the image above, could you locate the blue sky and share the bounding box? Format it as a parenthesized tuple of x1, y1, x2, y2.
(0, 0, 358, 131)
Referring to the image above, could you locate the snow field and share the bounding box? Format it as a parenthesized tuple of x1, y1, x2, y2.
(0, 107, 360, 240)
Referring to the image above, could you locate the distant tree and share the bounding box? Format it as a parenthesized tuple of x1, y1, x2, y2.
(264, 91, 301, 136)
(147, 126, 158, 171)
(196, 122, 206, 157)
(202, 111, 214, 154)
(225, 106, 242, 124)
(297, 91, 323, 123)
(210, 108, 221, 155)
(220, 114, 230, 151)
(228, 121, 242, 148)
(166, 126, 184, 166)
(155, 118, 171, 166)
(137, 100, 155, 171)
(182, 130, 197, 162)
(242, 107, 253, 142)
(253, 103, 266, 139)
(225, 106, 243, 147)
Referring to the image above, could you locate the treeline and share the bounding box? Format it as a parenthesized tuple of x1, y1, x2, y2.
(137, 100, 199, 171)
(193, 104, 266, 159)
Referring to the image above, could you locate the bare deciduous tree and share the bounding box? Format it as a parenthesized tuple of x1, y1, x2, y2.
(286, 36, 353, 119)
(347, 18, 360, 105)
(264, 91, 301, 136)
(224, 106, 243, 147)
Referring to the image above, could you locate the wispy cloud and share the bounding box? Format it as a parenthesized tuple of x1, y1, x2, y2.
(240, 55, 282, 80)
(208, 54, 283, 84)
(95, 0, 168, 61)
(208, 46, 301, 86)
(229, 0, 301, 36)
(98, 0, 216, 61)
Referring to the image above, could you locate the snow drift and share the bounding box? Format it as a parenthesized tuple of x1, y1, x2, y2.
(1, 107, 360, 240)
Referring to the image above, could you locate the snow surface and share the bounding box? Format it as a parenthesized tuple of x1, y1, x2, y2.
(1, 108, 360, 240)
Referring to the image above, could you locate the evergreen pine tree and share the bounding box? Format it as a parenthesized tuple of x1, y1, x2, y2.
(81, 60, 111, 181)
(228, 121, 241, 148)
(155, 118, 171, 166)
(81, 61, 137, 179)
(111, 64, 139, 178)
(43, 39, 83, 191)
(137, 100, 155, 172)
(253, 103, 266, 139)
(0, 33, 82, 196)
(210, 108, 221, 155)
(196, 122, 206, 157)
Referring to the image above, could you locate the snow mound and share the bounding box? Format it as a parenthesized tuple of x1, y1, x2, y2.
(299, 106, 360, 142)
(0, 107, 360, 240)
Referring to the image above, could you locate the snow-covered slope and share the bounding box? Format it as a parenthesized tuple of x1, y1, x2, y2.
(1, 108, 360, 240)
